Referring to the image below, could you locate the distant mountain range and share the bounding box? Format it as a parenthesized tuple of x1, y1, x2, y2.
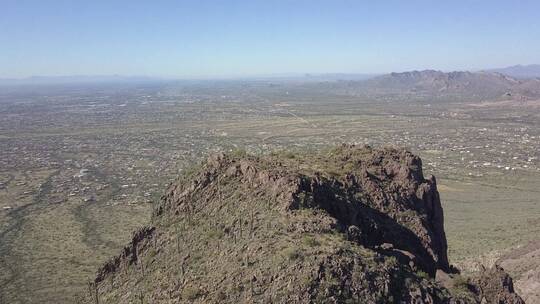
(486, 64, 540, 79)
(3, 66, 540, 102)
(328, 69, 540, 102)
(364, 70, 518, 93)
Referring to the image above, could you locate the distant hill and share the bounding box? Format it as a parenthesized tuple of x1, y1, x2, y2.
(327, 70, 540, 102)
(363, 70, 518, 95)
(487, 64, 540, 79)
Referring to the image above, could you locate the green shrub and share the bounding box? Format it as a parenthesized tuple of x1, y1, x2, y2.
(231, 148, 247, 158)
(205, 228, 224, 240)
(453, 275, 470, 291)
(282, 247, 303, 261)
(182, 287, 203, 300)
(415, 270, 430, 280)
(283, 151, 296, 159)
(302, 235, 320, 247)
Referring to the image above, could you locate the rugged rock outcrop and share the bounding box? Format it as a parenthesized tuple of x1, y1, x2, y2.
(80, 145, 524, 303)
(498, 240, 540, 304)
(95, 226, 156, 283)
(474, 265, 525, 304)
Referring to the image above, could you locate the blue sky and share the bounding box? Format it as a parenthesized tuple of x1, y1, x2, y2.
(1, 0, 539, 78)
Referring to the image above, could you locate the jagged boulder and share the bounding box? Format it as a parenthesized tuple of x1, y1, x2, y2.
(474, 265, 525, 304)
(95, 226, 156, 283)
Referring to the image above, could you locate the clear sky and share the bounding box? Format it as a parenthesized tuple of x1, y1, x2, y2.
(1, 0, 539, 78)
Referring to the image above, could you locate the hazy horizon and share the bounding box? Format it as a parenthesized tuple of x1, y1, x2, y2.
(2, 64, 540, 83)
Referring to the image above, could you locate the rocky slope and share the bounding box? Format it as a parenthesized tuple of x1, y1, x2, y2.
(80, 145, 524, 303)
(498, 240, 540, 303)
(488, 64, 540, 79)
(332, 70, 540, 101)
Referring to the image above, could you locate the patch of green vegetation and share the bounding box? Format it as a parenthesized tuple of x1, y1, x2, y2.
(301, 235, 320, 247)
(282, 247, 303, 261)
(180, 162, 205, 180)
(231, 147, 248, 158)
(384, 255, 399, 268)
(182, 286, 204, 301)
(446, 275, 477, 302)
(415, 270, 430, 280)
(327, 230, 346, 242)
(146, 247, 157, 260)
(282, 151, 296, 159)
(204, 227, 224, 240)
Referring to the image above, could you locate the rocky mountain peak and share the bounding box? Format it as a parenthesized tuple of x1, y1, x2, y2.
(80, 145, 524, 303)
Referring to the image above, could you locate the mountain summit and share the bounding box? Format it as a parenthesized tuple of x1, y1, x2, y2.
(331, 70, 540, 102)
(80, 145, 524, 303)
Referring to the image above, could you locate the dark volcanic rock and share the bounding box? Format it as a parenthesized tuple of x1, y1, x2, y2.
(95, 226, 155, 283)
(82, 145, 524, 304)
(474, 265, 525, 304)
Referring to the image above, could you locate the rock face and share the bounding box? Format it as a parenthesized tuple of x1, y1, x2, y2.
(79, 145, 524, 303)
(498, 240, 540, 304)
(474, 265, 525, 304)
(95, 227, 156, 283)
